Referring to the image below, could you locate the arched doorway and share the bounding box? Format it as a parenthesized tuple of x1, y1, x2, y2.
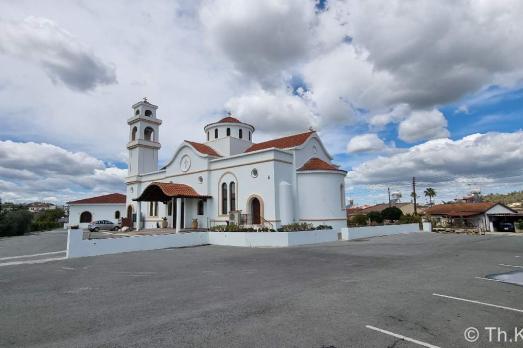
(251, 198, 261, 225)
(127, 205, 133, 220)
(80, 211, 92, 223)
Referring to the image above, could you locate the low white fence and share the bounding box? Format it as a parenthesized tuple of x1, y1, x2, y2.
(66, 229, 208, 258)
(67, 223, 430, 258)
(208, 229, 340, 248)
(341, 223, 422, 240)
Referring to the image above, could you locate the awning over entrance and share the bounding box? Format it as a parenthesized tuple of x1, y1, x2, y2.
(134, 182, 210, 202)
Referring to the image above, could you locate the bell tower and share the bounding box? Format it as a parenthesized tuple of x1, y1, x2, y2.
(127, 98, 162, 177)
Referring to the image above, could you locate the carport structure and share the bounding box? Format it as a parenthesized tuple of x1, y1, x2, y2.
(487, 212, 523, 232)
(134, 182, 211, 233)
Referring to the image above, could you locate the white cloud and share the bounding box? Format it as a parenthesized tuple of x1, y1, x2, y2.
(398, 109, 449, 143)
(368, 104, 411, 129)
(347, 133, 386, 153)
(0, 16, 116, 91)
(347, 131, 523, 187)
(0, 140, 126, 203)
(200, 0, 316, 86)
(225, 89, 317, 133)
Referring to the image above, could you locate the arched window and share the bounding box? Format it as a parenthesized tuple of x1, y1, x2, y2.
(207, 131, 209, 141)
(221, 182, 228, 215)
(115, 211, 121, 219)
(226, 128, 231, 136)
(215, 129, 218, 139)
(144, 127, 154, 141)
(149, 202, 158, 216)
(239, 129, 243, 139)
(135, 109, 140, 116)
(131, 126, 137, 141)
(249, 131, 251, 141)
(230, 182, 236, 211)
(144, 109, 152, 117)
(197, 200, 204, 215)
(80, 211, 92, 223)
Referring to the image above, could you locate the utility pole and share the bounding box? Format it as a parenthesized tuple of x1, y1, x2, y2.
(388, 187, 391, 207)
(412, 176, 417, 215)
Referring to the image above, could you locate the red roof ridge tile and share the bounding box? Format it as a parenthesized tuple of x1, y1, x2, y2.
(245, 130, 315, 153)
(68, 193, 126, 205)
(297, 157, 344, 172)
(185, 140, 221, 157)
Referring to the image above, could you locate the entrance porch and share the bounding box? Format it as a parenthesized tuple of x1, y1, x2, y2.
(133, 182, 211, 233)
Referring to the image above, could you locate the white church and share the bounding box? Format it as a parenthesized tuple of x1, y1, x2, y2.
(71, 98, 348, 231)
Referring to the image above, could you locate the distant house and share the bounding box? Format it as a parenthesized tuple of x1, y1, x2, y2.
(425, 202, 522, 232)
(67, 193, 126, 228)
(346, 207, 363, 220)
(357, 203, 424, 216)
(27, 202, 57, 213)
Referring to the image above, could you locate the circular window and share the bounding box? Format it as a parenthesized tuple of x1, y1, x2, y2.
(251, 168, 258, 178)
(198, 176, 203, 183)
(180, 155, 191, 172)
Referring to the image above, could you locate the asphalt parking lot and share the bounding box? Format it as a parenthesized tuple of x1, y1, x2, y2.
(1, 232, 522, 347)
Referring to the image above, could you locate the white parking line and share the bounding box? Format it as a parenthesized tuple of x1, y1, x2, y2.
(499, 263, 523, 268)
(475, 276, 507, 284)
(433, 293, 523, 313)
(0, 250, 66, 261)
(365, 325, 440, 348)
(0, 257, 67, 267)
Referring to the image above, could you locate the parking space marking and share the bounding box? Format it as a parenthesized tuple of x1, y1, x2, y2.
(475, 276, 507, 284)
(499, 263, 523, 268)
(0, 250, 66, 261)
(433, 293, 523, 313)
(365, 325, 440, 348)
(0, 256, 67, 267)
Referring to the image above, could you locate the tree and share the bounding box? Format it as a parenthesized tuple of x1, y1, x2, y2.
(0, 210, 33, 237)
(367, 211, 383, 224)
(381, 207, 403, 221)
(424, 188, 437, 205)
(351, 214, 368, 226)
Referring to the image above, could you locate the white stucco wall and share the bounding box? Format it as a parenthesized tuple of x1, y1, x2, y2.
(68, 203, 125, 228)
(297, 171, 347, 230)
(341, 223, 421, 240)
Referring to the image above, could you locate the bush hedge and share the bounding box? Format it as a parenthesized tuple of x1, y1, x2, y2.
(0, 210, 33, 237)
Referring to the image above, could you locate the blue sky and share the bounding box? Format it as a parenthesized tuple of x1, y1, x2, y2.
(0, 0, 522, 205)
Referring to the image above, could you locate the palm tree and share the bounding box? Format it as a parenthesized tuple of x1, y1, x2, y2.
(424, 188, 436, 205)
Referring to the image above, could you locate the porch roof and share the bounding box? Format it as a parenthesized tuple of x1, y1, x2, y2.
(134, 182, 211, 202)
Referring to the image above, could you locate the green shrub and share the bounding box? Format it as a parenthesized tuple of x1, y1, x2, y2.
(0, 210, 33, 237)
(280, 222, 314, 231)
(315, 224, 333, 230)
(350, 214, 368, 226)
(399, 214, 421, 224)
(516, 220, 523, 230)
(367, 211, 383, 224)
(381, 207, 403, 221)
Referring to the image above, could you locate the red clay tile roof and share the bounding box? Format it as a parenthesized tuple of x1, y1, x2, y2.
(297, 157, 344, 172)
(245, 131, 314, 153)
(425, 202, 497, 216)
(185, 141, 221, 157)
(68, 193, 126, 205)
(136, 182, 209, 201)
(218, 116, 241, 123)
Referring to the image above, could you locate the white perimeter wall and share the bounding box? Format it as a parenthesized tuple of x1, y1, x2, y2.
(341, 223, 422, 240)
(67, 229, 341, 258)
(67, 223, 429, 259)
(67, 229, 208, 258)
